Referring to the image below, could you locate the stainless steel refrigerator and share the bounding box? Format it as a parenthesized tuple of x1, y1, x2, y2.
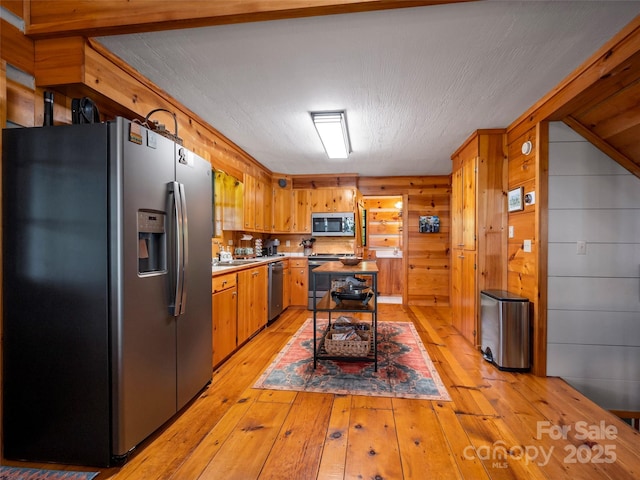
(2, 117, 213, 466)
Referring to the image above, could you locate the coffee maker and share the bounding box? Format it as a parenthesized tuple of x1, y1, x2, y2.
(265, 238, 280, 256)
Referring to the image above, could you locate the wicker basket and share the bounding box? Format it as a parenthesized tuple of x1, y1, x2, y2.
(324, 323, 371, 357)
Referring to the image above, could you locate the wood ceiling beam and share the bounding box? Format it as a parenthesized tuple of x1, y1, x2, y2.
(24, 0, 474, 38)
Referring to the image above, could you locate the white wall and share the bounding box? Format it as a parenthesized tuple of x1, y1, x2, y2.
(547, 122, 640, 412)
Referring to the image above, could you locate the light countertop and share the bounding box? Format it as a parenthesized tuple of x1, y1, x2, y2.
(212, 255, 293, 275)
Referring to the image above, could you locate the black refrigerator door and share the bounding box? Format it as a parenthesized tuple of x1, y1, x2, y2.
(2, 123, 112, 466)
(175, 146, 213, 409)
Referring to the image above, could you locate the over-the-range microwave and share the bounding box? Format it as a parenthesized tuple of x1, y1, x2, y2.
(311, 212, 355, 237)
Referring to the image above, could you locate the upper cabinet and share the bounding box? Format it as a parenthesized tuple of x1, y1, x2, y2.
(292, 189, 310, 233)
(242, 173, 272, 232)
(451, 147, 477, 252)
(213, 171, 243, 234)
(309, 188, 356, 213)
(214, 175, 356, 234)
(273, 185, 311, 234)
(272, 181, 293, 233)
(243, 174, 256, 231)
(254, 177, 266, 232)
(213, 171, 224, 237)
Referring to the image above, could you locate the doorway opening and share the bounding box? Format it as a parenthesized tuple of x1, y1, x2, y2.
(362, 196, 403, 303)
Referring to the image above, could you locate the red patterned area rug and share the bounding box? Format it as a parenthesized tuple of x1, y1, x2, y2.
(254, 319, 451, 401)
(0, 466, 98, 480)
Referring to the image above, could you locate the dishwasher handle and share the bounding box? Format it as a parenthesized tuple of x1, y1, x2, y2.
(270, 261, 285, 272)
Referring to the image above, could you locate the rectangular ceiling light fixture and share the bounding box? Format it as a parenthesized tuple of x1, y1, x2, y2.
(311, 111, 351, 159)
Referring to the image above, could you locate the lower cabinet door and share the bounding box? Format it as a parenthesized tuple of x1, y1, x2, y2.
(238, 266, 268, 344)
(212, 287, 238, 367)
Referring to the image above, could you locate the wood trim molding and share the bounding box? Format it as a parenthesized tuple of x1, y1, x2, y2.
(0, 18, 35, 75)
(24, 0, 474, 38)
(1, 0, 25, 18)
(292, 174, 359, 190)
(357, 175, 451, 196)
(610, 409, 640, 419)
(533, 121, 548, 377)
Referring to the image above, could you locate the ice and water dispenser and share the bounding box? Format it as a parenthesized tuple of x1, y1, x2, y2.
(480, 290, 530, 371)
(137, 211, 166, 275)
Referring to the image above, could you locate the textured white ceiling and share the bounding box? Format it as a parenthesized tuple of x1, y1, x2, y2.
(98, 1, 640, 177)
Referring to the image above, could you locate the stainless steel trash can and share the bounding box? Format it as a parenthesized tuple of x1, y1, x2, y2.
(480, 290, 530, 371)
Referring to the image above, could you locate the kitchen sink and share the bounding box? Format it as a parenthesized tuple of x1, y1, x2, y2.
(215, 259, 260, 266)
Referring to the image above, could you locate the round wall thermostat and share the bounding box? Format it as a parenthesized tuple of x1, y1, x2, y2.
(521, 140, 533, 155)
(278, 178, 287, 188)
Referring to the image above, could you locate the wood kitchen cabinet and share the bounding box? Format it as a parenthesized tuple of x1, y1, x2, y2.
(243, 173, 256, 230)
(243, 174, 271, 232)
(213, 171, 243, 232)
(282, 259, 291, 309)
(451, 250, 477, 344)
(292, 189, 310, 233)
(375, 257, 403, 296)
(289, 258, 308, 306)
(262, 179, 272, 232)
(237, 265, 268, 344)
(273, 187, 310, 233)
(272, 183, 292, 232)
(450, 130, 507, 346)
(212, 272, 238, 368)
(254, 178, 265, 232)
(213, 171, 224, 237)
(309, 188, 355, 213)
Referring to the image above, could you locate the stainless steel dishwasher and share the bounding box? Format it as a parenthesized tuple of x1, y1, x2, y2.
(268, 261, 285, 323)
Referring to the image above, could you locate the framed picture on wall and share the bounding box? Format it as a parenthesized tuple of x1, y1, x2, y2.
(419, 215, 440, 233)
(508, 187, 524, 212)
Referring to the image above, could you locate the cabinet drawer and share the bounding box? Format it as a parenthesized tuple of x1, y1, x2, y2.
(212, 273, 237, 293)
(290, 258, 308, 268)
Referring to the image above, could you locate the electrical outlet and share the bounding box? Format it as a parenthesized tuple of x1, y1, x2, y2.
(576, 241, 587, 255)
(508, 226, 514, 238)
(228, 240, 233, 246)
(286, 240, 291, 247)
(523, 239, 532, 253)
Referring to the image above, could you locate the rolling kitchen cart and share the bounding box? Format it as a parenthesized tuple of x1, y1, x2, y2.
(311, 261, 378, 371)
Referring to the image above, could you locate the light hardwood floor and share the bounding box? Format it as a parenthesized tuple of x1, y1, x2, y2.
(5, 305, 639, 479)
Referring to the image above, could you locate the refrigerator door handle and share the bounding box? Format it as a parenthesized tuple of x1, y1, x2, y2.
(168, 181, 186, 316)
(178, 182, 189, 314)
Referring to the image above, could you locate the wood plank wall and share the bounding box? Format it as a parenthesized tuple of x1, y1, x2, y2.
(506, 124, 548, 376)
(359, 176, 451, 306)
